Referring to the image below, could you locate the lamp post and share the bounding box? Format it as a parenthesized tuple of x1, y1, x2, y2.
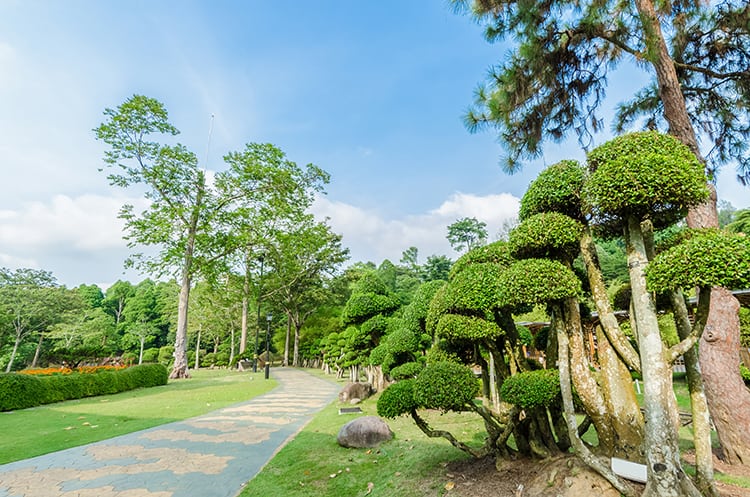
(264, 312, 272, 380)
(253, 254, 265, 373)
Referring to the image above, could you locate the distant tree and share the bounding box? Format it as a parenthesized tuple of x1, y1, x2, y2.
(102, 280, 135, 330)
(421, 255, 452, 282)
(0, 268, 65, 371)
(726, 209, 750, 235)
(447, 217, 487, 253)
(718, 200, 737, 228)
(399, 246, 420, 274)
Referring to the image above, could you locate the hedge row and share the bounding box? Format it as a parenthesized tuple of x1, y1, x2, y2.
(0, 364, 168, 412)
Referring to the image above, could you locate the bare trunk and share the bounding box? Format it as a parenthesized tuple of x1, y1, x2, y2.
(701, 288, 750, 464)
(194, 326, 201, 370)
(671, 290, 719, 496)
(595, 326, 645, 461)
(228, 323, 235, 366)
(283, 317, 291, 366)
(293, 322, 301, 367)
(240, 269, 249, 354)
(139, 336, 145, 365)
(171, 272, 192, 379)
(625, 216, 701, 497)
(31, 330, 44, 368)
(555, 308, 638, 497)
(562, 297, 618, 456)
(5, 332, 21, 373)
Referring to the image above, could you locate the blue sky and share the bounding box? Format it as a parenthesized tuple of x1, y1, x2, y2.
(1, 1, 747, 288)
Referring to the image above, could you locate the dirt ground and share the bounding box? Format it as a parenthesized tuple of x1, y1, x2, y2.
(442, 454, 750, 497)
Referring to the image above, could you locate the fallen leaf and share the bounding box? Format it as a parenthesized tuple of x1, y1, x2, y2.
(366, 482, 375, 494)
(445, 481, 455, 491)
(82, 422, 91, 426)
(329, 473, 337, 479)
(64, 426, 74, 431)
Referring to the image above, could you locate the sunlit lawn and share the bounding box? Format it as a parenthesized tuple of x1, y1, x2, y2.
(0, 368, 276, 464)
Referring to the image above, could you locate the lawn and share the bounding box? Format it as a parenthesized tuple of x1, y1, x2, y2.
(240, 371, 480, 497)
(0, 368, 276, 464)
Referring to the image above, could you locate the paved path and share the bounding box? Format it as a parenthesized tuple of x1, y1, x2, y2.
(0, 368, 339, 497)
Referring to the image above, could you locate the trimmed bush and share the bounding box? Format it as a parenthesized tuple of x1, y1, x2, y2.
(390, 361, 424, 380)
(436, 313, 504, 341)
(0, 364, 168, 412)
(508, 212, 584, 262)
(500, 369, 561, 409)
(520, 160, 586, 221)
(741, 365, 750, 385)
(377, 379, 418, 418)
(497, 258, 581, 309)
(414, 361, 478, 412)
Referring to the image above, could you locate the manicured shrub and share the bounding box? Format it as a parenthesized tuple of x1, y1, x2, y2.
(449, 241, 514, 278)
(519, 160, 586, 221)
(500, 369, 561, 409)
(436, 314, 503, 341)
(508, 212, 584, 261)
(0, 364, 168, 412)
(158, 345, 174, 365)
(497, 259, 581, 309)
(377, 379, 418, 418)
(740, 365, 750, 385)
(414, 361, 478, 412)
(390, 361, 424, 380)
(142, 347, 159, 363)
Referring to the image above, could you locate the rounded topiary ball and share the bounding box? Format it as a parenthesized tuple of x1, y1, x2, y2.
(508, 212, 584, 261)
(446, 262, 506, 312)
(647, 229, 750, 292)
(584, 131, 708, 230)
(436, 313, 504, 341)
(497, 258, 581, 309)
(520, 160, 586, 221)
(414, 361, 478, 412)
(450, 240, 514, 279)
(377, 379, 418, 418)
(500, 369, 561, 409)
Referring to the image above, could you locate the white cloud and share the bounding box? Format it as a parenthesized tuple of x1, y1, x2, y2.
(312, 192, 520, 264)
(0, 193, 145, 252)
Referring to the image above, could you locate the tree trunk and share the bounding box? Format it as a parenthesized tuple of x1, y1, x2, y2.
(635, 0, 750, 466)
(171, 271, 192, 379)
(139, 336, 145, 365)
(625, 216, 701, 497)
(700, 288, 750, 464)
(671, 290, 719, 496)
(194, 326, 201, 371)
(293, 322, 302, 367)
(283, 316, 291, 367)
(5, 331, 21, 373)
(31, 330, 44, 369)
(240, 268, 249, 354)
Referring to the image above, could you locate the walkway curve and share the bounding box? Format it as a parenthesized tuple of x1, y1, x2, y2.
(0, 368, 339, 497)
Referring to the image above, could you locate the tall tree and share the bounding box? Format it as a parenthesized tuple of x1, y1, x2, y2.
(265, 214, 349, 366)
(95, 95, 220, 379)
(455, 0, 750, 464)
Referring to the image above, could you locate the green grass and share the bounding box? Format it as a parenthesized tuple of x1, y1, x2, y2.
(0, 368, 276, 464)
(240, 376, 480, 497)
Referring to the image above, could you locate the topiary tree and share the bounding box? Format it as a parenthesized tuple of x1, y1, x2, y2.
(583, 131, 711, 497)
(377, 361, 497, 458)
(340, 271, 400, 386)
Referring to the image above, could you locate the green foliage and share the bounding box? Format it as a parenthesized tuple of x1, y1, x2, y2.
(646, 229, 750, 292)
(436, 313, 503, 341)
(585, 132, 708, 230)
(658, 313, 680, 348)
(377, 379, 418, 418)
(385, 327, 420, 355)
(421, 255, 453, 282)
(519, 160, 586, 220)
(414, 361, 478, 412)
(497, 259, 581, 309)
(516, 325, 533, 347)
(446, 262, 506, 312)
(142, 347, 159, 363)
(450, 240, 514, 277)
(342, 293, 400, 325)
(740, 365, 750, 384)
(0, 364, 168, 412)
(509, 212, 584, 261)
(390, 361, 424, 380)
(403, 280, 446, 335)
(499, 369, 561, 409)
(447, 217, 488, 253)
(158, 345, 174, 365)
(533, 327, 549, 351)
(740, 307, 750, 348)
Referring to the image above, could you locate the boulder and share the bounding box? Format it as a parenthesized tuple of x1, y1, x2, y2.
(339, 382, 373, 403)
(337, 416, 393, 448)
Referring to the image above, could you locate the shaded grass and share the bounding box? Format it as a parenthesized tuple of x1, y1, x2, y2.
(0, 369, 276, 464)
(240, 377, 481, 497)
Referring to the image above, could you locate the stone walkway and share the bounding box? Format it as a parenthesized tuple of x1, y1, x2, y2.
(0, 368, 339, 497)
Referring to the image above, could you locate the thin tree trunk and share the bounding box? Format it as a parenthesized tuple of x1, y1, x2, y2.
(293, 322, 302, 367)
(283, 316, 291, 367)
(240, 268, 249, 354)
(138, 336, 145, 365)
(6, 331, 21, 373)
(31, 330, 44, 368)
(625, 216, 701, 497)
(671, 290, 719, 496)
(194, 326, 201, 370)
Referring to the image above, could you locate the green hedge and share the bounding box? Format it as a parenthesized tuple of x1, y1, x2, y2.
(0, 364, 168, 412)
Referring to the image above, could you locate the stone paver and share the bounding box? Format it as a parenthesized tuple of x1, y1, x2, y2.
(0, 368, 339, 497)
